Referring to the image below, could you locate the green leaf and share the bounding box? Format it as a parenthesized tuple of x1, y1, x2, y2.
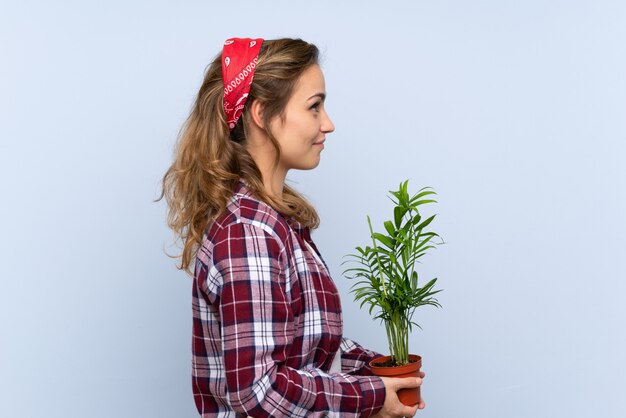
(411, 199, 437, 208)
(372, 233, 394, 249)
(394, 206, 407, 228)
(411, 271, 418, 290)
(415, 214, 436, 231)
(384, 220, 396, 236)
(410, 190, 437, 202)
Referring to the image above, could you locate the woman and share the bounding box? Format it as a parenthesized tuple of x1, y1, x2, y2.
(161, 37, 425, 417)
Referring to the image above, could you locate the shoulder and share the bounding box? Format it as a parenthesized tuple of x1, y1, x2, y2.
(201, 182, 293, 255)
(220, 183, 290, 234)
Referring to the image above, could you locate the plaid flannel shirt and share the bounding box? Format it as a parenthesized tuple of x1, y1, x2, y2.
(192, 181, 386, 417)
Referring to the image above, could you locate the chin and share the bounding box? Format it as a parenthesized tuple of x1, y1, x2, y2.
(309, 157, 322, 169)
(295, 159, 321, 171)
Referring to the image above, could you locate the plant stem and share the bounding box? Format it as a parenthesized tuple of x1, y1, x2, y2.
(367, 215, 387, 298)
(386, 311, 410, 365)
(408, 208, 417, 286)
(385, 323, 393, 362)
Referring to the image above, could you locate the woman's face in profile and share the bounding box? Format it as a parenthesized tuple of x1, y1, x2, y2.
(269, 64, 335, 172)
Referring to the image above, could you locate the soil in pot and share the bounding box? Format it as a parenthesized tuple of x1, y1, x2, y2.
(369, 354, 422, 406)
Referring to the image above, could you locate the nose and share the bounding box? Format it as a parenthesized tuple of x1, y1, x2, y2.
(322, 109, 335, 134)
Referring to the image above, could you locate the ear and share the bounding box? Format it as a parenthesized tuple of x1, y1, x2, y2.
(248, 99, 265, 130)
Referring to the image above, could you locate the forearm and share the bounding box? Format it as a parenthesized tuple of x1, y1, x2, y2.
(340, 337, 386, 376)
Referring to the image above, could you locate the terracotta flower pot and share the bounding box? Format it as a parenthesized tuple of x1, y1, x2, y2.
(369, 354, 422, 406)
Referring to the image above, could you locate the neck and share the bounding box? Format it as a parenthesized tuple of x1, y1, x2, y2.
(246, 143, 288, 200)
(263, 165, 288, 200)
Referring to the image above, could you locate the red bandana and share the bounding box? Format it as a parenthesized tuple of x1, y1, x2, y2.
(221, 37, 264, 131)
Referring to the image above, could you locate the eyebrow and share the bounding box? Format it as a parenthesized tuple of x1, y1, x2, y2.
(307, 92, 326, 101)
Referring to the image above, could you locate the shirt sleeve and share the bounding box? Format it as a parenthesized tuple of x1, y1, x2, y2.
(209, 222, 386, 418)
(340, 337, 386, 376)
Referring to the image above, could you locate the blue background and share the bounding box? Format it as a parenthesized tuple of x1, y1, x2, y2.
(1, 1, 625, 416)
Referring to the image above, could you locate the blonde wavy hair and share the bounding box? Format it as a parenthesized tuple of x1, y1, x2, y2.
(160, 38, 321, 274)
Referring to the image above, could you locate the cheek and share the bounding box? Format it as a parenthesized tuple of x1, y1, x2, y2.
(283, 116, 317, 147)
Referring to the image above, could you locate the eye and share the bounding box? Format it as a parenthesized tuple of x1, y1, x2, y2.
(310, 101, 321, 112)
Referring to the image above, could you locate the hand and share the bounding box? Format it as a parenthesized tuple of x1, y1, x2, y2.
(371, 371, 426, 418)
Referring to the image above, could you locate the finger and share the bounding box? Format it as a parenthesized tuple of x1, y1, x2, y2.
(401, 404, 420, 417)
(418, 399, 426, 409)
(397, 377, 422, 389)
(385, 377, 422, 390)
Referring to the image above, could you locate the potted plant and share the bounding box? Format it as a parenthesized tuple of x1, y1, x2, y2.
(343, 180, 444, 406)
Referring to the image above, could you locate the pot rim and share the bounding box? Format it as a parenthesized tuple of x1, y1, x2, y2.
(369, 354, 422, 372)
